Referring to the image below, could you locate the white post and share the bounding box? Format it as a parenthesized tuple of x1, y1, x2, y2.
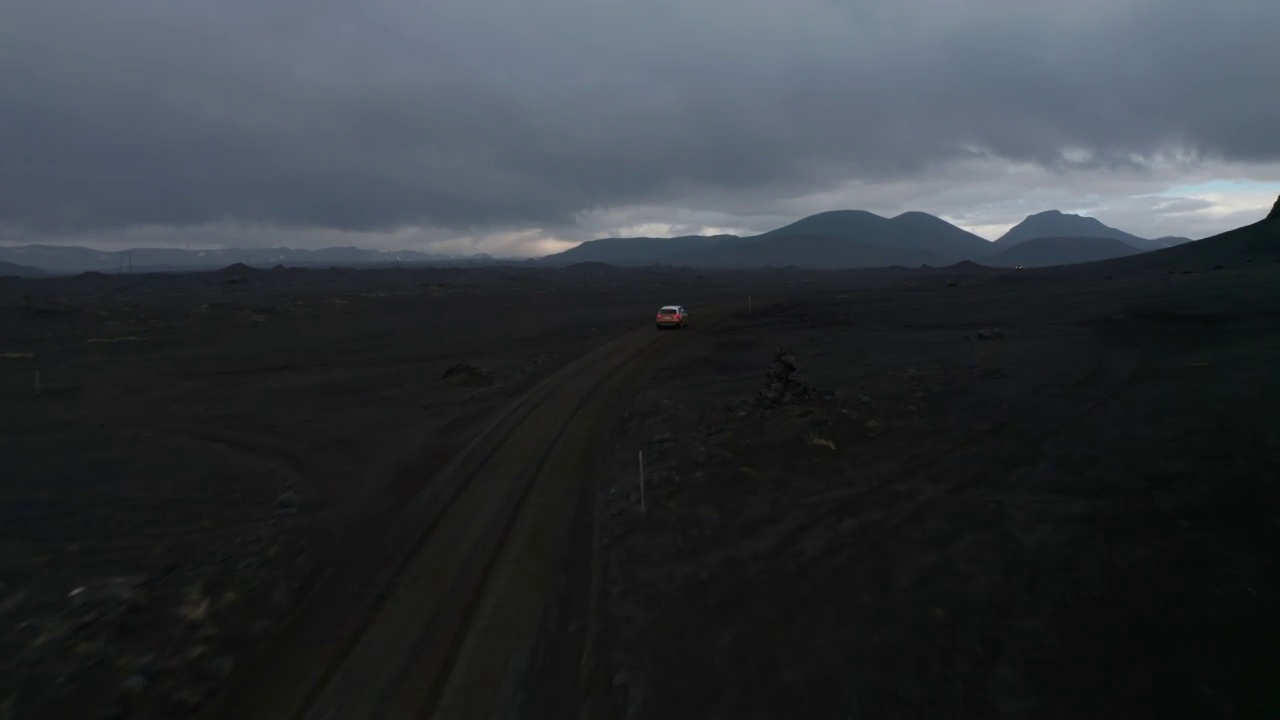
(33, 370, 41, 396)
(638, 450, 646, 515)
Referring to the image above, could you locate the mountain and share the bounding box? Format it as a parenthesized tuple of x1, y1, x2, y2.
(0, 244, 498, 274)
(0, 260, 45, 277)
(1153, 235, 1195, 247)
(541, 210, 996, 268)
(986, 236, 1143, 268)
(996, 210, 1161, 250)
(676, 234, 945, 270)
(753, 210, 889, 242)
(751, 210, 993, 261)
(539, 234, 735, 266)
(886, 211, 998, 258)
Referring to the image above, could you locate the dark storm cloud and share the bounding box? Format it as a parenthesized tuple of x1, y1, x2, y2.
(2, 0, 1278, 236)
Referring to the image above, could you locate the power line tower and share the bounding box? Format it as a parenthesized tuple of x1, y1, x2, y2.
(117, 251, 133, 274)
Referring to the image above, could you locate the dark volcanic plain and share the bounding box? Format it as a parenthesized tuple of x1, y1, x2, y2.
(2, 234, 1279, 718)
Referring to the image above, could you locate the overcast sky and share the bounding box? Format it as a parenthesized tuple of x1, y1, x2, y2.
(4, 0, 1279, 256)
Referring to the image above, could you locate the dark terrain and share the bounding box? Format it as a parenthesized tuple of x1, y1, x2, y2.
(0, 263, 750, 718)
(589, 215, 1280, 718)
(0, 208, 1277, 718)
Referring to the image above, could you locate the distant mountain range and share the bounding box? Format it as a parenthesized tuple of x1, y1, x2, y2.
(0, 207, 1204, 275)
(538, 208, 1197, 270)
(0, 245, 504, 275)
(0, 260, 45, 277)
(994, 210, 1191, 251)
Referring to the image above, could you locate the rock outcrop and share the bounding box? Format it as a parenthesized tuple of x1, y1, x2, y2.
(756, 349, 817, 408)
(442, 362, 493, 387)
(754, 350, 848, 410)
(1268, 194, 1280, 222)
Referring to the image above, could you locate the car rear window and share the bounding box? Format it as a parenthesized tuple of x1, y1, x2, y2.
(659, 308, 677, 314)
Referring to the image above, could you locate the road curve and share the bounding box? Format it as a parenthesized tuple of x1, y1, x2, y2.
(202, 312, 713, 720)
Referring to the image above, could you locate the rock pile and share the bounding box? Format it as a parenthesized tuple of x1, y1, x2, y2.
(756, 349, 818, 408)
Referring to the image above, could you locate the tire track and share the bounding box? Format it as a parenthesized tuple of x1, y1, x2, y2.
(305, 317, 715, 719)
(200, 326, 642, 720)
(203, 310, 721, 720)
(350, 355, 637, 719)
(430, 318, 715, 720)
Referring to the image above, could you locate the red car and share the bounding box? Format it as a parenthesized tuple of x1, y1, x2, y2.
(655, 305, 689, 330)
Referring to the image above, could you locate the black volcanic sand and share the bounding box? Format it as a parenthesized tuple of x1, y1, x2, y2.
(0, 264, 753, 718)
(3, 259, 1279, 718)
(592, 264, 1280, 719)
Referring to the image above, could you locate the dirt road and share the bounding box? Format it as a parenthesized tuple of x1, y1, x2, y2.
(202, 313, 711, 719)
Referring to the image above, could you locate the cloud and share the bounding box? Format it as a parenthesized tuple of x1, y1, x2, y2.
(2, 0, 1278, 251)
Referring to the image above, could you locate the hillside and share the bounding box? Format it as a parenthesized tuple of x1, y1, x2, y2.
(680, 234, 945, 269)
(0, 260, 45, 277)
(996, 210, 1157, 250)
(1180, 218, 1280, 260)
(1094, 194, 1280, 271)
(986, 236, 1144, 268)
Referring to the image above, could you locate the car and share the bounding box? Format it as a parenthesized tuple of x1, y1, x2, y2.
(655, 305, 689, 330)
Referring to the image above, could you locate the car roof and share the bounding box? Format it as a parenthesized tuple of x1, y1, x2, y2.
(659, 305, 682, 309)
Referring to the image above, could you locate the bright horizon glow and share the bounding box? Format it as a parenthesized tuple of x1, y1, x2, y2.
(1160, 179, 1280, 196)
